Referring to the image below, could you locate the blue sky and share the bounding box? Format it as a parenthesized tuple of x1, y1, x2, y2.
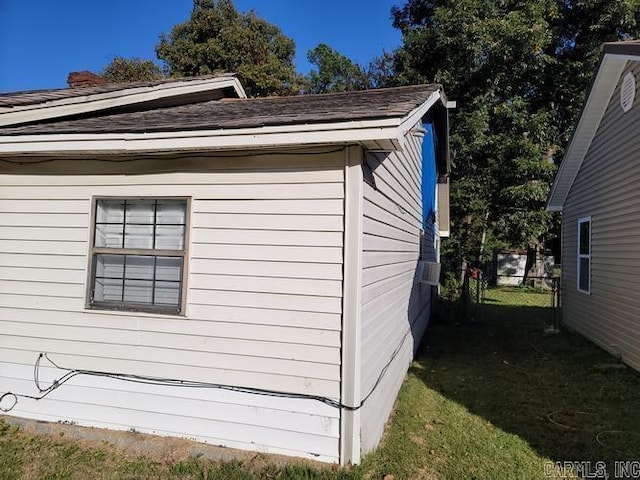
(0, 0, 403, 93)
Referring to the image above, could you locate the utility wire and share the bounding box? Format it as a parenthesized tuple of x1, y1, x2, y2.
(1, 325, 413, 414)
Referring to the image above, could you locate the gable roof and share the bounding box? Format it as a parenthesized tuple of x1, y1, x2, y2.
(0, 84, 446, 154)
(0, 74, 246, 127)
(547, 40, 640, 211)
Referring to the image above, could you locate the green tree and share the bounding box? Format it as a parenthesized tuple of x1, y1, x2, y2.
(156, 0, 300, 96)
(390, 0, 640, 275)
(366, 50, 405, 88)
(539, 0, 640, 156)
(101, 57, 164, 83)
(306, 44, 370, 93)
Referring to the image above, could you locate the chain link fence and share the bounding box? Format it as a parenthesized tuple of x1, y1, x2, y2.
(437, 266, 561, 330)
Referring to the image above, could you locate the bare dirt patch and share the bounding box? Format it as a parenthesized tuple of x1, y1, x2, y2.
(2, 414, 325, 469)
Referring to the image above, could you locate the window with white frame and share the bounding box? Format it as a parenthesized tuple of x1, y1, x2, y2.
(577, 217, 591, 294)
(88, 198, 188, 314)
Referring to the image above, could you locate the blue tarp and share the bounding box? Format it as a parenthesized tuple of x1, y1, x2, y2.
(422, 122, 437, 227)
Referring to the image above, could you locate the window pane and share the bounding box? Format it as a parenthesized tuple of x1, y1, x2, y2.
(156, 201, 186, 225)
(124, 224, 154, 249)
(579, 258, 590, 292)
(95, 254, 124, 278)
(578, 258, 591, 292)
(94, 276, 124, 302)
(95, 223, 124, 248)
(125, 256, 155, 280)
(123, 279, 154, 304)
(93, 254, 125, 302)
(156, 257, 182, 282)
(579, 221, 590, 255)
(95, 200, 125, 248)
(155, 225, 184, 250)
(96, 200, 125, 224)
(154, 281, 181, 307)
(125, 200, 155, 225)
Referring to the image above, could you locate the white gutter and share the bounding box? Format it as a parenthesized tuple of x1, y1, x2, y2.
(0, 118, 408, 154)
(0, 77, 246, 127)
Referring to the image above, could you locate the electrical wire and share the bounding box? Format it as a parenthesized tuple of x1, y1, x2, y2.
(545, 411, 598, 430)
(595, 430, 640, 455)
(546, 410, 640, 457)
(0, 324, 414, 414)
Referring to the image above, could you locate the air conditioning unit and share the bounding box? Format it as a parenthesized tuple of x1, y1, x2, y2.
(418, 261, 441, 286)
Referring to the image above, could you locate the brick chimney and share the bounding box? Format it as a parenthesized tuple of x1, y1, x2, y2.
(67, 71, 107, 88)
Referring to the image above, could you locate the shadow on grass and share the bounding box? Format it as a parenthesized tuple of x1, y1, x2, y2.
(413, 299, 640, 469)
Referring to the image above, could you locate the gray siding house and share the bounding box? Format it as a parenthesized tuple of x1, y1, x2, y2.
(0, 76, 451, 464)
(548, 40, 640, 372)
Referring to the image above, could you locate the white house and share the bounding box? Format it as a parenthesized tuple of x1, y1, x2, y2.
(548, 40, 640, 372)
(0, 75, 451, 464)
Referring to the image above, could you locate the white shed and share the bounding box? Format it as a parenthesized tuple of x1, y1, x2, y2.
(0, 76, 451, 464)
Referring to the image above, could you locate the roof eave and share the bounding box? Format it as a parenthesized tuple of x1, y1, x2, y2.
(546, 204, 563, 213)
(546, 52, 630, 211)
(0, 118, 407, 155)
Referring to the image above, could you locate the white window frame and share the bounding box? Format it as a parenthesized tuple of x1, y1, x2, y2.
(86, 197, 190, 315)
(577, 216, 591, 294)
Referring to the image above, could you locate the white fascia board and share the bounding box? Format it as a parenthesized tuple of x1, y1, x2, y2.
(0, 119, 405, 154)
(397, 89, 443, 136)
(0, 77, 246, 127)
(547, 55, 627, 211)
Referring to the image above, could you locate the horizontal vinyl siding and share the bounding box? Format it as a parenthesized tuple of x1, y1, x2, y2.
(1, 363, 338, 462)
(562, 60, 640, 372)
(359, 131, 432, 454)
(0, 151, 345, 462)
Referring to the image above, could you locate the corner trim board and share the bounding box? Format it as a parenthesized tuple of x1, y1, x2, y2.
(340, 145, 364, 465)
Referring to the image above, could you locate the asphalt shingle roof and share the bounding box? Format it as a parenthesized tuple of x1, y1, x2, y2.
(0, 84, 441, 136)
(0, 75, 233, 108)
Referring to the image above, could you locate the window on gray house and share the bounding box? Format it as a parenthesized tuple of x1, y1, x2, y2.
(88, 198, 188, 314)
(577, 217, 591, 294)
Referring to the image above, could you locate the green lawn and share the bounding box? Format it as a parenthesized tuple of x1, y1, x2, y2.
(483, 284, 556, 307)
(2, 287, 640, 479)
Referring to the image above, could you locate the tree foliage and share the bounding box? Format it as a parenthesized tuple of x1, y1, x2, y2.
(100, 2, 375, 95)
(306, 44, 370, 93)
(390, 0, 640, 269)
(156, 0, 300, 96)
(101, 57, 164, 84)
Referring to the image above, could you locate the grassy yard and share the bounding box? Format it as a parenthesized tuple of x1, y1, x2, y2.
(2, 287, 640, 479)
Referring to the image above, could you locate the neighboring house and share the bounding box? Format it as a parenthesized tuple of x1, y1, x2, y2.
(0, 75, 451, 464)
(548, 40, 640, 372)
